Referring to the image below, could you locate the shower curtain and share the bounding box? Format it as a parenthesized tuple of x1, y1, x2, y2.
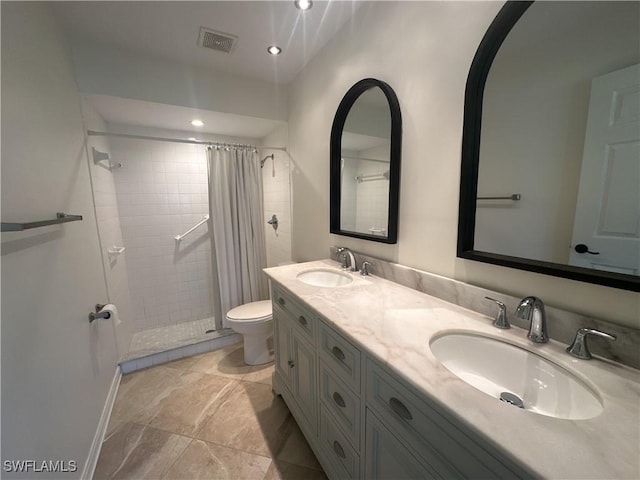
(207, 146, 268, 328)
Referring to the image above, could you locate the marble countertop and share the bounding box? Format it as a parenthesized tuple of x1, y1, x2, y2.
(264, 259, 640, 479)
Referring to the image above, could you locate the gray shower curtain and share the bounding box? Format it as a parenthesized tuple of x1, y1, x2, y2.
(207, 146, 268, 328)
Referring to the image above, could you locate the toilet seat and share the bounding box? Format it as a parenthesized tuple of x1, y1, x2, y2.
(226, 300, 272, 323)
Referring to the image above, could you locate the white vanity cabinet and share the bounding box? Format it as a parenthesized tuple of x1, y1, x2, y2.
(364, 357, 527, 479)
(271, 281, 529, 480)
(272, 284, 318, 435)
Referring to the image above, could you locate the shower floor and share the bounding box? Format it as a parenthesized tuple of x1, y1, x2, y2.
(125, 317, 227, 359)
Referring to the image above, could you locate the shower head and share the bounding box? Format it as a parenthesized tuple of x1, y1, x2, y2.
(260, 154, 274, 168)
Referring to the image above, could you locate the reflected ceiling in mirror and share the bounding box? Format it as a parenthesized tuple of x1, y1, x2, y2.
(458, 1, 640, 291)
(330, 78, 402, 243)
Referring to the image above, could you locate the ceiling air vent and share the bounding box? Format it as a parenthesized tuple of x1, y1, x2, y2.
(198, 27, 237, 54)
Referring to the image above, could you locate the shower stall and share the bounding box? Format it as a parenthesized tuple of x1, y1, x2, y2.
(84, 110, 290, 363)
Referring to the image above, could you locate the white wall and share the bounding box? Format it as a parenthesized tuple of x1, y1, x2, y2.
(81, 100, 134, 358)
(261, 124, 292, 267)
(287, 1, 639, 328)
(1, 2, 118, 476)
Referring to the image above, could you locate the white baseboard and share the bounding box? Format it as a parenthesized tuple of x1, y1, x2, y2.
(81, 367, 122, 479)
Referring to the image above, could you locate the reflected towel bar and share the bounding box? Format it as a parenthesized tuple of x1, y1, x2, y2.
(477, 194, 521, 201)
(355, 170, 390, 183)
(174, 214, 209, 241)
(1, 212, 83, 232)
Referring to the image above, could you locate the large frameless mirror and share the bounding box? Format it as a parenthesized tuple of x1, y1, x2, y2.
(330, 78, 402, 244)
(458, 1, 639, 291)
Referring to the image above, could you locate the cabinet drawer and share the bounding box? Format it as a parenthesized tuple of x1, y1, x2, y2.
(320, 405, 360, 479)
(272, 285, 316, 342)
(320, 360, 361, 450)
(320, 321, 361, 393)
(366, 357, 521, 479)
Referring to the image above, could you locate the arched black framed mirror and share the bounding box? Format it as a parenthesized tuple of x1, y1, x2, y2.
(458, 1, 640, 292)
(330, 78, 402, 244)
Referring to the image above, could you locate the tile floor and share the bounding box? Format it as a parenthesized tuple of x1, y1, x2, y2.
(129, 317, 216, 353)
(95, 342, 327, 480)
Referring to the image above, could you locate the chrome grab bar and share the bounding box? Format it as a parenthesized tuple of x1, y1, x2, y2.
(174, 214, 209, 241)
(355, 170, 390, 183)
(1, 212, 83, 232)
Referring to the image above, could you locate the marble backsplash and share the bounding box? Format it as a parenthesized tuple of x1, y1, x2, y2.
(330, 247, 640, 370)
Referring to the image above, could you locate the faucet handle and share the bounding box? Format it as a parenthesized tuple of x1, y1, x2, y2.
(485, 297, 510, 329)
(360, 261, 372, 276)
(336, 247, 348, 269)
(566, 328, 616, 360)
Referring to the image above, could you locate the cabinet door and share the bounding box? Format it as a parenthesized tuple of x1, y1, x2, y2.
(292, 331, 317, 434)
(273, 305, 293, 389)
(365, 410, 441, 480)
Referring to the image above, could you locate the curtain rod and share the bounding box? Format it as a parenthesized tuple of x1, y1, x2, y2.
(87, 130, 286, 151)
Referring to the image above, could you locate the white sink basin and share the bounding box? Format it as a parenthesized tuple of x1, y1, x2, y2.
(429, 333, 603, 420)
(296, 268, 353, 287)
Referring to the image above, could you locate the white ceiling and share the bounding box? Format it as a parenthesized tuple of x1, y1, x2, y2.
(52, 1, 360, 86)
(52, 1, 360, 138)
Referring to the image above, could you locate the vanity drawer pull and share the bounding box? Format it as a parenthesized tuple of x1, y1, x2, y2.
(389, 396, 413, 421)
(332, 391, 346, 408)
(333, 440, 346, 459)
(331, 346, 346, 362)
(277, 297, 286, 306)
(287, 360, 295, 368)
(298, 315, 308, 326)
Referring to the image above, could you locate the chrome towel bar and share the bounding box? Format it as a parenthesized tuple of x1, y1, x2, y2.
(1, 212, 83, 232)
(477, 194, 521, 201)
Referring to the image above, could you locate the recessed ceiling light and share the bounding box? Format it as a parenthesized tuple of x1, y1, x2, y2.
(191, 119, 204, 127)
(267, 45, 282, 56)
(294, 0, 313, 11)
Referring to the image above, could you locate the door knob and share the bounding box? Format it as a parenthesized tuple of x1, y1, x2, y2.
(574, 244, 600, 255)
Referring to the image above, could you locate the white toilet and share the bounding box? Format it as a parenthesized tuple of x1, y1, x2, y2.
(226, 300, 273, 365)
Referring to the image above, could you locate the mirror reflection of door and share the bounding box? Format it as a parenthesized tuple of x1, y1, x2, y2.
(569, 64, 640, 275)
(340, 87, 391, 237)
(474, 1, 639, 277)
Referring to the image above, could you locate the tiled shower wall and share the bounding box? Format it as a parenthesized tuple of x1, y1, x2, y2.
(262, 151, 292, 267)
(341, 157, 390, 236)
(262, 125, 292, 267)
(104, 123, 284, 334)
(111, 135, 214, 332)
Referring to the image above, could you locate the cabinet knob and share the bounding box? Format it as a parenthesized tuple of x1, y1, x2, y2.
(389, 396, 413, 420)
(333, 440, 346, 459)
(298, 315, 308, 326)
(287, 360, 295, 368)
(278, 297, 286, 306)
(332, 391, 346, 408)
(331, 346, 346, 362)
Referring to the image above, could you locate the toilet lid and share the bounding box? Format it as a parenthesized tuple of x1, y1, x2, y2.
(226, 300, 272, 322)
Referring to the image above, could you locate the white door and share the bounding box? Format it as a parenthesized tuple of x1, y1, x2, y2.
(569, 64, 640, 275)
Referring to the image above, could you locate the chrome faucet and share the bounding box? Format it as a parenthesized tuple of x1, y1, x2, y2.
(515, 296, 549, 343)
(336, 247, 357, 272)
